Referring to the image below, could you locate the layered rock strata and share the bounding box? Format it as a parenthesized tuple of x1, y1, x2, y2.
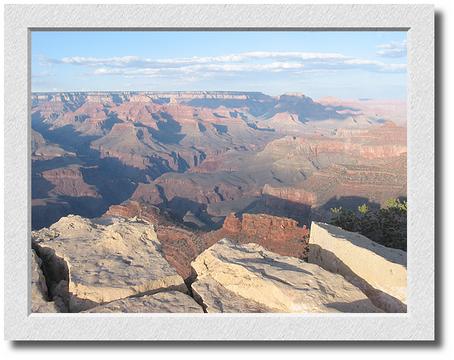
(204, 213, 309, 260)
(308, 222, 407, 312)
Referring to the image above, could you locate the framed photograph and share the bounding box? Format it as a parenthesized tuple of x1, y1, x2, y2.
(4, 4, 434, 341)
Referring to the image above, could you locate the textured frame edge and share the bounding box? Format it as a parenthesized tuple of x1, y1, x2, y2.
(4, 4, 434, 341)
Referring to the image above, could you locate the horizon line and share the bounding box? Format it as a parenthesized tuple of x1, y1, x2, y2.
(30, 90, 406, 101)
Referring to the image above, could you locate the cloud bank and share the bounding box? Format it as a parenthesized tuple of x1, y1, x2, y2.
(43, 50, 407, 80)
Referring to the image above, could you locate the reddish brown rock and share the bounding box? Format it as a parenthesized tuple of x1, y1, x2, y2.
(41, 165, 99, 198)
(262, 184, 317, 206)
(159, 212, 310, 279)
(104, 200, 172, 226)
(103, 201, 309, 279)
(222, 213, 242, 233)
(203, 213, 310, 260)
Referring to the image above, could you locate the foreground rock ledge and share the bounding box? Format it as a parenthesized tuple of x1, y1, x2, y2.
(308, 222, 407, 313)
(84, 291, 203, 313)
(32, 215, 187, 312)
(31, 250, 59, 313)
(191, 239, 382, 313)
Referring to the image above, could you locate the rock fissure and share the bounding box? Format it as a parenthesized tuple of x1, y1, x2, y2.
(31, 214, 407, 314)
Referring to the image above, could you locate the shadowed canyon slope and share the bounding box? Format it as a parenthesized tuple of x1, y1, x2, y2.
(32, 91, 406, 231)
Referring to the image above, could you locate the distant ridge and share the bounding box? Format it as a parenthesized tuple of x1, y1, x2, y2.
(32, 90, 269, 97)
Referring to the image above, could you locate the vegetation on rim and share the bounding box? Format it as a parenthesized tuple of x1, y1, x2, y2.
(330, 198, 407, 251)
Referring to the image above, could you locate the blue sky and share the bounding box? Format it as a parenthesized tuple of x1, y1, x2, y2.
(32, 31, 407, 99)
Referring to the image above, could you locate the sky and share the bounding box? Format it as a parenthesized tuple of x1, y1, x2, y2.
(32, 31, 407, 100)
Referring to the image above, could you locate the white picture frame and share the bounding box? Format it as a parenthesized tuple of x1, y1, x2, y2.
(4, 4, 434, 341)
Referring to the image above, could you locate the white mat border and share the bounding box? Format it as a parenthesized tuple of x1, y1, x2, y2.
(4, 4, 434, 341)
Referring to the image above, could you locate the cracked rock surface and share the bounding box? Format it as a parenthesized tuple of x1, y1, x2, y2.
(32, 215, 187, 312)
(31, 250, 60, 313)
(191, 239, 382, 313)
(84, 290, 203, 313)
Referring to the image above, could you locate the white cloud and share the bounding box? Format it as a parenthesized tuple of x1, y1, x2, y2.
(47, 50, 406, 80)
(376, 40, 407, 58)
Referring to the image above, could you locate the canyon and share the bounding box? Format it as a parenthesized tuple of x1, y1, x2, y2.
(32, 91, 406, 231)
(30, 91, 407, 313)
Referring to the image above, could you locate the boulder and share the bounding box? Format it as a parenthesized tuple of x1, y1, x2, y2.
(32, 215, 187, 312)
(191, 239, 382, 313)
(31, 250, 59, 313)
(308, 222, 407, 312)
(84, 291, 203, 313)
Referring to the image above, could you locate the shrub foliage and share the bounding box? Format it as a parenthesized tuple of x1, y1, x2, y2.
(329, 198, 407, 251)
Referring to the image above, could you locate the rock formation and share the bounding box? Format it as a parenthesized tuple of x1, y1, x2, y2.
(31, 211, 407, 314)
(32, 129, 73, 160)
(308, 222, 407, 312)
(31, 250, 60, 313)
(102, 201, 215, 280)
(191, 239, 382, 313)
(30, 90, 408, 313)
(41, 164, 100, 198)
(32, 91, 407, 230)
(84, 291, 203, 313)
(205, 213, 309, 259)
(102, 206, 309, 281)
(32, 215, 187, 312)
(104, 200, 173, 226)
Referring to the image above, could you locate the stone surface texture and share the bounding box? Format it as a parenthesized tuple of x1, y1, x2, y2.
(84, 291, 203, 313)
(32, 215, 187, 312)
(191, 239, 382, 313)
(31, 250, 60, 313)
(308, 222, 407, 312)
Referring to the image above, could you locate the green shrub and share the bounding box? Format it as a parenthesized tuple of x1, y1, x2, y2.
(329, 198, 407, 251)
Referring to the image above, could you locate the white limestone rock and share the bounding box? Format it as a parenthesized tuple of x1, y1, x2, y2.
(32, 215, 187, 312)
(84, 291, 203, 313)
(191, 239, 382, 313)
(308, 222, 407, 312)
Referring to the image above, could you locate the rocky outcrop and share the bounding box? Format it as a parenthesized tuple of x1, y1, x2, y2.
(204, 213, 309, 259)
(104, 200, 173, 226)
(154, 226, 215, 280)
(308, 222, 407, 312)
(103, 201, 214, 280)
(191, 239, 382, 313)
(32, 215, 187, 312)
(41, 164, 100, 198)
(262, 184, 317, 206)
(31, 129, 74, 160)
(31, 250, 60, 313)
(84, 291, 203, 313)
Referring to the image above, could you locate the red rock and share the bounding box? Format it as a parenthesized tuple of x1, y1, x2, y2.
(41, 165, 99, 198)
(222, 213, 242, 233)
(104, 200, 172, 226)
(203, 213, 310, 260)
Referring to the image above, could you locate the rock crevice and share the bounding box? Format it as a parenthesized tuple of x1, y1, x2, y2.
(32, 215, 188, 312)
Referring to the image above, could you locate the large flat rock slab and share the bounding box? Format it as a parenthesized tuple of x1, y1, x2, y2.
(191, 239, 382, 313)
(308, 222, 407, 312)
(32, 215, 187, 312)
(84, 291, 203, 313)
